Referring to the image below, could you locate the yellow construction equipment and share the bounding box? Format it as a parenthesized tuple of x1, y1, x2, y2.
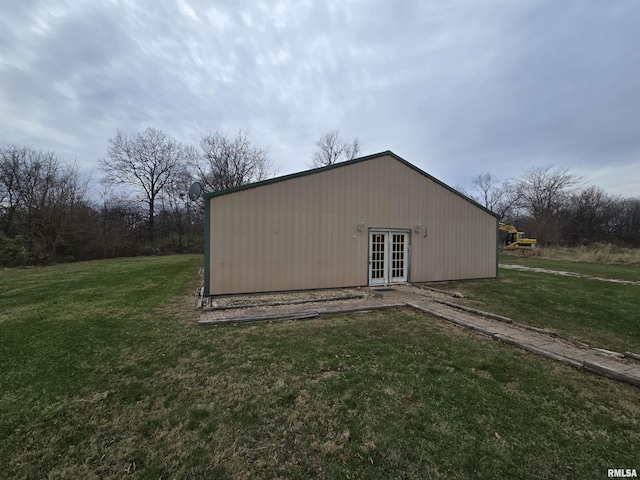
(498, 223, 537, 250)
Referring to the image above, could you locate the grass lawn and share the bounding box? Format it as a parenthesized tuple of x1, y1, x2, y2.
(499, 254, 640, 282)
(1, 256, 639, 479)
(436, 257, 640, 354)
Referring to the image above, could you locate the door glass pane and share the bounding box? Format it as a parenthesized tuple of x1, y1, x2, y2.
(392, 234, 405, 279)
(371, 233, 385, 280)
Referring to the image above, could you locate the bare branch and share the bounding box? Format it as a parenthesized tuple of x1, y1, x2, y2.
(99, 128, 187, 235)
(193, 129, 275, 193)
(310, 130, 361, 167)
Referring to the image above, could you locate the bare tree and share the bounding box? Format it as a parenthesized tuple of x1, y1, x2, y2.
(0, 145, 30, 237)
(25, 160, 89, 259)
(567, 185, 619, 244)
(0, 145, 89, 261)
(310, 130, 361, 167)
(95, 188, 145, 258)
(471, 173, 501, 211)
(610, 197, 640, 246)
(193, 129, 275, 192)
(515, 165, 582, 244)
(159, 163, 201, 248)
(517, 165, 581, 218)
(470, 173, 520, 220)
(100, 128, 187, 238)
(465, 164, 640, 246)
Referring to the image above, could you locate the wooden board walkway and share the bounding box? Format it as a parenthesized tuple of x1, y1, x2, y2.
(197, 285, 640, 388)
(406, 300, 640, 388)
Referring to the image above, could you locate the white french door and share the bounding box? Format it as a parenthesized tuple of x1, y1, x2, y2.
(369, 232, 388, 285)
(368, 230, 409, 286)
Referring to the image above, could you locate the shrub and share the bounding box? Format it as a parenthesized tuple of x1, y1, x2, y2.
(0, 234, 29, 266)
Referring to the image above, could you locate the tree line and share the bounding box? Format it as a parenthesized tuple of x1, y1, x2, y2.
(0, 128, 360, 266)
(4, 126, 635, 267)
(465, 166, 640, 247)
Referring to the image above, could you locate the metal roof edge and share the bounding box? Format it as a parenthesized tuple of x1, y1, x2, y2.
(202, 150, 391, 199)
(203, 150, 499, 218)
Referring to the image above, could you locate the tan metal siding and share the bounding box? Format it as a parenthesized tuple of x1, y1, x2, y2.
(208, 154, 497, 295)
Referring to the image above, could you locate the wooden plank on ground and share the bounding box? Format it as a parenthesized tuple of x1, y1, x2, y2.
(583, 361, 640, 388)
(199, 311, 320, 325)
(492, 334, 583, 369)
(593, 348, 624, 358)
(203, 294, 365, 311)
(196, 287, 204, 308)
(623, 352, 640, 362)
(407, 303, 496, 337)
(432, 299, 514, 324)
(198, 303, 407, 326)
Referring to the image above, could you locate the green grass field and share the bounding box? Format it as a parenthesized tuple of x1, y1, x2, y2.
(440, 255, 640, 354)
(1, 255, 639, 479)
(499, 254, 640, 282)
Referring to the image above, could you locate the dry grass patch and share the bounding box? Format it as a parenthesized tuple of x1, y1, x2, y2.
(505, 243, 640, 266)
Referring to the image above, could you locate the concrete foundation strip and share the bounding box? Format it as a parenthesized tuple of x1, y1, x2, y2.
(411, 284, 454, 296)
(202, 294, 365, 312)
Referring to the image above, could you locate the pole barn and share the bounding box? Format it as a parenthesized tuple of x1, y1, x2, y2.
(203, 151, 498, 296)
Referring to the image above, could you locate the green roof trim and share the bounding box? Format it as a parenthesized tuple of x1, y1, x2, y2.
(203, 195, 211, 296)
(203, 150, 499, 218)
(496, 217, 500, 278)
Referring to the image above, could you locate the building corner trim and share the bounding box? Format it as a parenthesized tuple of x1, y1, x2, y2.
(496, 217, 500, 278)
(203, 197, 211, 296)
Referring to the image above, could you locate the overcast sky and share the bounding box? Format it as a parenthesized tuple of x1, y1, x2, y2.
(1, 0, 639, 198)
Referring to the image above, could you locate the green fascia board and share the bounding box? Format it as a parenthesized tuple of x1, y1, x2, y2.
(496, 217, 500, 278)
(203, 195, 211, 296)
(202, 150, 499, 219)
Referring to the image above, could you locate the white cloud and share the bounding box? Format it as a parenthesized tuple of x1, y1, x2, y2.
(0, 0, 638, 198)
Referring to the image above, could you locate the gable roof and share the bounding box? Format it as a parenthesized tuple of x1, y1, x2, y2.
(203, 150, 498, 218)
